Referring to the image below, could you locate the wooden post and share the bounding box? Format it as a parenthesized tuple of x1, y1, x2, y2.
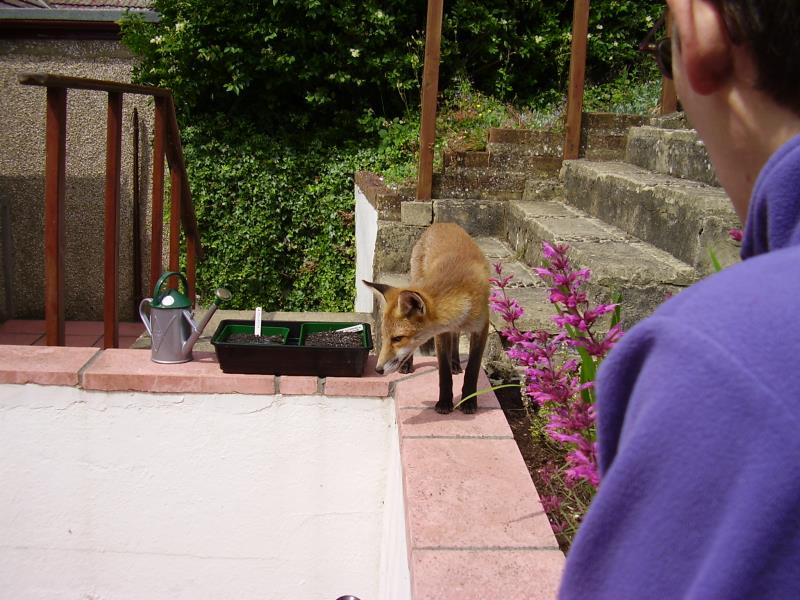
(132, 107, 142, 311)
(186, 228, 197, 306)
(564, 0, 590, 161)
(44, 87, 67, 346)
(150, 96, 166, 291)
(660, 7, 678, 114)
(169, 167, 181, 275)
(416, 0, 444, 201)
(103, 92, 123, 349)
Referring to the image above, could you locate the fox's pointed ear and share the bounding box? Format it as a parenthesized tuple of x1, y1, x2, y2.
(363, 280, 394, 299)
(398, 290, 426, 317)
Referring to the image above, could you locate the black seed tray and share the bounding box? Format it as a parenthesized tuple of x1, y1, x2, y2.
(211, 319, 373, 377)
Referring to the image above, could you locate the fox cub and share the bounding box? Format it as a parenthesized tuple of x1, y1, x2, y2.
(364, 223, 490, 414)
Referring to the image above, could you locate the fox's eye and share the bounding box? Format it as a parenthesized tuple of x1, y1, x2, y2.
(391, 336, 405, 343)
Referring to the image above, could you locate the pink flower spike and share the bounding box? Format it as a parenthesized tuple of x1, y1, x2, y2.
(729, 228, 743, 243)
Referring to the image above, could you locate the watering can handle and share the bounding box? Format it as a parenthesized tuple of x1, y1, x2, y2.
(152, 271, 189, 298)
(139, 298, 153, 337)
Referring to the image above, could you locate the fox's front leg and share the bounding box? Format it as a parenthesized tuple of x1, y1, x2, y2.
(459, 323, 489, 414)
(449, 332, 462, 374)
(399, 353, 414, 374)
(434, 333, 454, 414)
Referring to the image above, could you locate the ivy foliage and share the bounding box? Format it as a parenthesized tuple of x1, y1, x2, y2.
(181, 120, 389, 311)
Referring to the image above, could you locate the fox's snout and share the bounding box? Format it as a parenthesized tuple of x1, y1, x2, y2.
(374, 353, 409, 376)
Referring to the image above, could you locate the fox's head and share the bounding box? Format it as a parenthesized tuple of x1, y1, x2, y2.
(363, 280, 431, 375)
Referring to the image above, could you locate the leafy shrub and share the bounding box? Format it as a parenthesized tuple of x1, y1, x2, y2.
(121, 0, 662, 128)
(184, 121, 387, 311)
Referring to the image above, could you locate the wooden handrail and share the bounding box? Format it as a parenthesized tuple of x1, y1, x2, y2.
(19, 72, 202, 348)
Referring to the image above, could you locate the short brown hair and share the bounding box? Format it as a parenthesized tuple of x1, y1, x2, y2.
(715, 0, 800, 111)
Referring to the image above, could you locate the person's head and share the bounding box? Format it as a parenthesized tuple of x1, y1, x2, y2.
(708, 1, 800, 114)
(659, 0, 800, 219)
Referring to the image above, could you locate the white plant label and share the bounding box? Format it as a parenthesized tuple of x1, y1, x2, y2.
(336, 324, 364, 333)
(255, 306, 263, 336)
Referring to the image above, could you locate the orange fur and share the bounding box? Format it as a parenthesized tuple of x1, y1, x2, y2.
(364, 223, 490, 414)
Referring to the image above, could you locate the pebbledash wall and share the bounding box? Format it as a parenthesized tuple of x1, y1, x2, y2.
(0, 13, 160, 323)
(0, 383, 411, 599)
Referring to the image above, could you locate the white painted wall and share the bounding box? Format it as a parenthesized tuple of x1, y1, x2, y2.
(0, 384, 410, 600)
(354, 184, 378, 314)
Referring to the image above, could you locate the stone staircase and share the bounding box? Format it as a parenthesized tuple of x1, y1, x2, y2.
(356, 112, 741, 368)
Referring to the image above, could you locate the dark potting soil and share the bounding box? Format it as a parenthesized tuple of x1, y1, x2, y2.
(226, 333, 284, 345)
(304, 330, 363, 348)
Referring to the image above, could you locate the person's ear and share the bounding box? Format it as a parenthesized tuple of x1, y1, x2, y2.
(669, 0, 733, 95)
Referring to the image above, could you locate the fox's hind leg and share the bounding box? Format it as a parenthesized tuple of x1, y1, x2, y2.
(459, 323, 489, 414)
(434, 333, 455, 414)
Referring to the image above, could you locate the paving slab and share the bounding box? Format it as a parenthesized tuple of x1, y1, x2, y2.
(0, 345, 99, 386)
(410, 549, 564, 600)
(400, 437, 558, 549)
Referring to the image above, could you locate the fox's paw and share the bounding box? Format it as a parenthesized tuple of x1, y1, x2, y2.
(459, 397, 477, 414)
(434, 399, 454, 414)
(450, 359, 463, 375)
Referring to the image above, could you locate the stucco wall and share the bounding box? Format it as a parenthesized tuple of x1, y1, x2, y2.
(0, 384, 408, 599)
(0, 38, 158, 322)
(354, 183, 378, 314)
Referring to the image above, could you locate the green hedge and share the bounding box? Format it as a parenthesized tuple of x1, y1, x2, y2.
(182, 122, 390, 312)
(122, 1, 660, 128)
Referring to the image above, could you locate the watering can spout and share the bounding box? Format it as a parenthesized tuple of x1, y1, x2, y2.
(182, 287, 232, 356)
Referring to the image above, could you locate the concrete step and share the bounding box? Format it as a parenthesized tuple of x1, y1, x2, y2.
(648, 111, 692, 130)
(373, 221, 427, 275)
(431, 198, 507, 236)
(561, 159, 740, 275)
(626, 126, 718, 186)
(434, 168, 530, 200)
(487, 113, 648, 164)
(505, 199, 698, 329)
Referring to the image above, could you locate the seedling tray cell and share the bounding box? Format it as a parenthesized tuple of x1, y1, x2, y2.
(211, 319, 373, 377)
(215, 323, 290, 345)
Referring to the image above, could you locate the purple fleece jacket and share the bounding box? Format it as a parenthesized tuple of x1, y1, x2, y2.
(558, 135, 800, 599)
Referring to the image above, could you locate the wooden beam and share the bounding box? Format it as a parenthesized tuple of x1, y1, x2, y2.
(44, 87, 67, 346)
(416, 0, 444, 201)
(564, 0, 590, 160)
(186, 232, 197, 307)
(20, 72, 171, 99)
(660, 7, 678, 114)
(103, 91, 122, 349)
(169, 167, 181, 276)
(132, 107, 142, 310)
(150, 96, 166, 292)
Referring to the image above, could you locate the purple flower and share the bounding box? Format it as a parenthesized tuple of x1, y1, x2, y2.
(488, 247, 623, 494)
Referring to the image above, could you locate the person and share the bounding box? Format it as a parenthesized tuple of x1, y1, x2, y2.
(559, 1, 800, 598)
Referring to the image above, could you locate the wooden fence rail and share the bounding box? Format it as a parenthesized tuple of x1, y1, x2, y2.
(19, 73, 202, 349)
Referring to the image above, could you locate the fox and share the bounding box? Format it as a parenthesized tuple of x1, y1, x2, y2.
(364, 223, 490, 414)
